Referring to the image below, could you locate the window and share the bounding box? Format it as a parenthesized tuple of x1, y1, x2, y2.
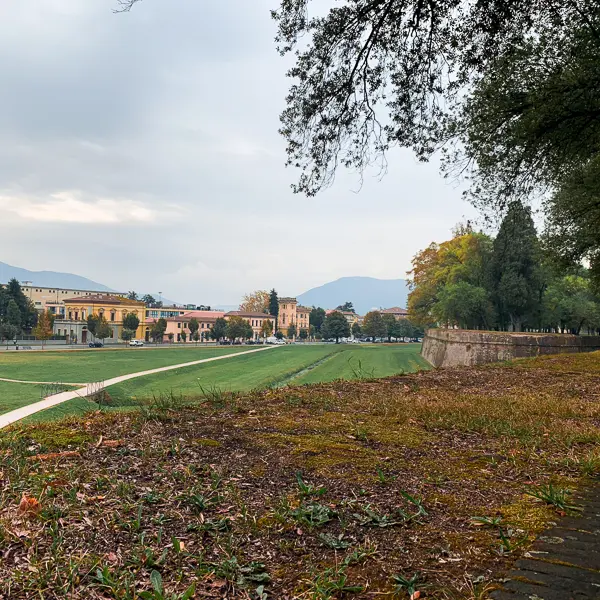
(110, 311, 116, 322)
(201, 323, 205, 329)
(177, 323, 181, 329)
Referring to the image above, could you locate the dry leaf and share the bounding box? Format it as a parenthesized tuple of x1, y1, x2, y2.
(18, 495, 40, 517)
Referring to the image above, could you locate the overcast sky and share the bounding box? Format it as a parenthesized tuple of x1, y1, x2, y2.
(0, 0, 477, 305)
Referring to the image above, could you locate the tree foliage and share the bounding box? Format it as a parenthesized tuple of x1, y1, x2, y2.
(122, 312, 140, 332)
(323, 311, 350, 342)
(226, 316, 253, 341)
(121, 329, 135, 342)
(269, 289, 279, 326)
(33, 310, 54, 348)
(240, 290, 270, 313)
(210, 317, 228, 341)
(287, 324, 297, 339)
(309, 307, 326, 332)
(336, 302, 355, 313)
(261, 319, 274, 339)
(362, 311, 386, 339)
(150, 318, 167, 342)
(0, 279, 37, 331)
(188, 318, 200, 340)
(95, 314, 112, 341)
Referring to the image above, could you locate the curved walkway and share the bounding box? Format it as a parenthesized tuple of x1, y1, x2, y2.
(0, 377, 86, 386)
(0, 345, 277, 429)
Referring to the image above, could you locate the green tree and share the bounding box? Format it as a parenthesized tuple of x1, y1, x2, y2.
(269, 289, 279, 328)
(121, 329, 135, 342)
(210, 317, 228, 342)
(142, 294, 156, 306)
(193, 331, 200, 344)
(180, 330, 187, 343)
(362, 311, 386, 340)
(242, 320, 254, 340)
(0, 323, 18, 347)
(490, 202, 544, 331)
(261, 319, 274, 339)
(127, 291, 139, 300)
(275, 330, 284, 340)
(408, 231, 494, 327)
(6, 300, 21, 330)
(95, 314, 112, 342)
(309, 324, 316, 340)
(336, 302, 355, 313)
(5, 279, 36, 329)
(287, 323, 297, 339)
(382, 314, 397, 342)
(226, 316, 249, 341)
(122, 312, 140, 332)
(150, 318, 167, 343)
(351, 322, 362, 338)
(324, 311, 350, 343)
(299, 328, 308, 340)
(309, 307, 326, 332)
(188, 318, 199, 342)
(87, 314, 99, 338)
(435, 282, 495, 330)
(33, 310, 54, 349)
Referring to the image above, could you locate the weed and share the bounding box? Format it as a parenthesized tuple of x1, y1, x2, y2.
(353, 505, 403, 528)
(296, 472, 327, 497)
(392, 572, 425, 597)
(525, 483, 582, 513)
(348, 358, 375, 381)
(470, 515, 503, 528)
(308, 564, 363, 599)
(291, 503, 336, 528)
(139, 570, 195, 600)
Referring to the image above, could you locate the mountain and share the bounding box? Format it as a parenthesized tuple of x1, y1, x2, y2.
(0, 261, 115, 292)
(297, 277, 410, 315)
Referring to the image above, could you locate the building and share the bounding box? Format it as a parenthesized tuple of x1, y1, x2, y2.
(296, 306, 310, 333)
(277, 298, 311, 337)
(225, 311, 276, 341)
(52, 294, 146, 344)
(145, 306, 187, 320)
(158, 311, 225, 343)
(380, 307, 409, 320)
(0, 283, 127, 316)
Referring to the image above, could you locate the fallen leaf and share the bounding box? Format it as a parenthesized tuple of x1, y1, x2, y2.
(18, 495, 40, 517)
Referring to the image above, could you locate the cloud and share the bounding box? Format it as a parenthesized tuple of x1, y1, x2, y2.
(0, 192, 181, 225)
(0, 0, 477, 306)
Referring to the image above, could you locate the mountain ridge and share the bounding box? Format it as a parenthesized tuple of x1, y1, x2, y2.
(297, 276, 409, 315)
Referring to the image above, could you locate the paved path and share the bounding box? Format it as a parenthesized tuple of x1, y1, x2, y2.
(491, 485, 600, 599)
(0, 345, 277, 429)
(0, 377, 86, 385)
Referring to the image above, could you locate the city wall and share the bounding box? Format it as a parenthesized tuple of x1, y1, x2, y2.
(421, 329, 600, 368)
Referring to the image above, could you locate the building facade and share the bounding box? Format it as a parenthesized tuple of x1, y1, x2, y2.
(0, 283, 127, 316)
(52, 294, 146, 344)
(157, 311, 226, 343)
(380, 307, 409, 320)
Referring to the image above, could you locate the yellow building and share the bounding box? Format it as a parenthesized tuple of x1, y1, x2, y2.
(278, 297, 311, 337)
(53, 294, 146, 344)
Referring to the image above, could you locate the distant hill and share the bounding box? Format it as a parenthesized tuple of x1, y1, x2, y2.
(297, 277, 410, 315)
(0, 261, 116, 292)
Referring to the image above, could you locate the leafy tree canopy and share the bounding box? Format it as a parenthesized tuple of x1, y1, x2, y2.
(362, 311, 386, 339)
(122, 312, 140, 332)
(323, 311, 350, 342)
(240, 290, 270, 313)
(336, 302, 355, 313)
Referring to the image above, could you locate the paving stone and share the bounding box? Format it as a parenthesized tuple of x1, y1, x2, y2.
(503, 579, 588, 599)
(515, 558, 600, 584)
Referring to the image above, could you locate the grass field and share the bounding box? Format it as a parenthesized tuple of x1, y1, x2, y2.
(1, 352, 598, 598)
(0, 344, 428, 421)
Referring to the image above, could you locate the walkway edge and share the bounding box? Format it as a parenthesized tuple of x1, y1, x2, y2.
(0, 346, 277, 429)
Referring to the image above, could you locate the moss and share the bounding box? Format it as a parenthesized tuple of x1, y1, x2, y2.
(193, 437, 221, 447)
(500, 493, 554, 534)
(27, 425, 92, 450)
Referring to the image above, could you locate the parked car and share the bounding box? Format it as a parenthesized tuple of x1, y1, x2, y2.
(273, 339, 287, 345)
(129, 340, 144, 347)
(88, 341, 104, 348)
(219, 340, 232, 345)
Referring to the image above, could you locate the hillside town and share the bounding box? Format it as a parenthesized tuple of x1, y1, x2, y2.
(0, 280, 413, 346)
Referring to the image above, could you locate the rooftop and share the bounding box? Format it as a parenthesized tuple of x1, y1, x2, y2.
(278, 297, 297, 303)
(226, 311, 276, 318)
(381, 307, 408, 314)
(63, 294, 145, 306)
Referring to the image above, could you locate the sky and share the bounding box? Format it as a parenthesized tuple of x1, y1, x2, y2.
(0, 0, 477, 306)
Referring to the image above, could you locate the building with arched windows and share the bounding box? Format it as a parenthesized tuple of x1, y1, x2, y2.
(52, 294, 146, 344)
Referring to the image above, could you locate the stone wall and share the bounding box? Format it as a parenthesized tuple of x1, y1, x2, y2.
(422, 329, 600, 368)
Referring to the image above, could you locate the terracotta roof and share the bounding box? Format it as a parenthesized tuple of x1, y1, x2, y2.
(278, 297, 297, 303)
(63, 294, 144, 306)
(296, 306, 311, 313)
(168, 315, 219, 323)
(381, 307, 408, 314)
(226, 311, 276, 318)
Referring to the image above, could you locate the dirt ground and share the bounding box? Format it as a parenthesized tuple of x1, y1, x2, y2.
(1, 352, 599, 599)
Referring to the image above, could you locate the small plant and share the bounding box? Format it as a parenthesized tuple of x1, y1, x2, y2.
(495, 528, 529, 555)
(343, 543, 378, 566)
(400, 491, 428, 521)
(470, 515, 503, 528)
(348, 358, 375, 380)
(392, 572, 425, 597)
(525, 483, 582, 513)
(139, 570, 195, 600)
(296, 472, 327, 497)
(308, 565, 364, 599)
(353, 505, 403, 528)
(291, 502, 336, 528)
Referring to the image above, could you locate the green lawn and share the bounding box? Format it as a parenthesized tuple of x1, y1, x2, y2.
(0, 345, 253, 382)
(292, 343, 429, 384)
(2, 344, 429, 423)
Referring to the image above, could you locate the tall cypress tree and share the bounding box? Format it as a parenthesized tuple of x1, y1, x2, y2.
(490, 202, 544, 331)
(268, 289, 279, 331)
